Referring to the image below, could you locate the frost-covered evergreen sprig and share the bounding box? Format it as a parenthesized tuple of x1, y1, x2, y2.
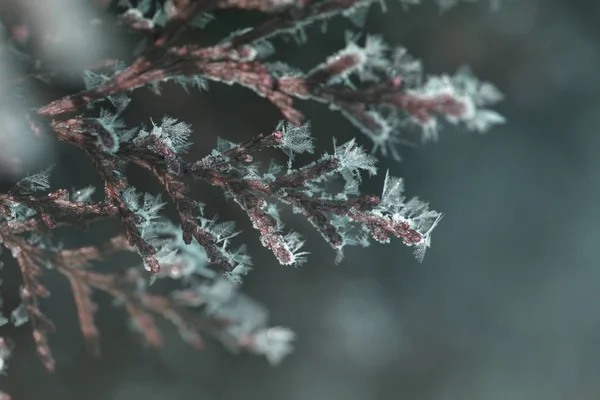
(0, 1, 506, 399)
(38, 0, 505, 161)
(187, 122, 439, 263)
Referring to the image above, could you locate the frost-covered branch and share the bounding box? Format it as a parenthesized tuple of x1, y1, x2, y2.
(37, 1, 504, 161)
(0, 0, 505, 398)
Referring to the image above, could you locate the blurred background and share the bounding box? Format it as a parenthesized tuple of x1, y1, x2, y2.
(2, 0, 600, 399)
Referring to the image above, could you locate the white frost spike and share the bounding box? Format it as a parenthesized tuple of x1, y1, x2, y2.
(276, 121, 315, 158)
(389, 47, 423, 85)
(420, 118, 440, 143)
(375, 173, 442, 261)
(334, 139, 378, 177)
(20, 165, 53, 192)
(253, 40, 275, 60)
(72, 186, 95, 202)
(466, 110, 506, 133)
(344, 4, 370, 27)
(400, 198, 442, 261)
(337, 105, 409, 161)
(142, 221, 214, 280)
(477, 82, 504, 105)
(281, 232, 309, 266)
(411, 209, 443, 262)
(193, 215, 253, 284)
(10, 303, 29, 327)
(136, 116, 193, 154)
(196, 279, 237, 314)
(406, 67, 505, 141)
(249, 327, 296, 365)
(142, 193, 166, 219)
(95, 109, 127, 153)
(163, 0, 178, 20)
(364, 111, 406, 161)
(189, 13, 214, 29)
(210, 220, 240, 243)
(155, 247, 178, 266)
(381, 171, 405, 208)
(319, 33, 389, 83)
(83, 69, 109, 90)
(226, 255, 253, 284)
(123, 189, 166, 235)
(452, 66, 504, 106)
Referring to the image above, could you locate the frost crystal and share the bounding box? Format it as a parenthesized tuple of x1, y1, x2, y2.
(380, 172, 405, 208)
(144, 220, 214, 279)
(122, 188, 166, 235)
(10, 303, 28, 327)
(18, 166, 53, 193)
(94, 109, 131, 153)
(312, 33, 390, 84)
(250, 327, 296, 365)
(72, 186, 96, 203)
(335, 139, 378, 177)
(276, 121, 315, 158)
(135, 116, 193, 154)
(405, 67, 505, 141)
(375, 172, 442, 260)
